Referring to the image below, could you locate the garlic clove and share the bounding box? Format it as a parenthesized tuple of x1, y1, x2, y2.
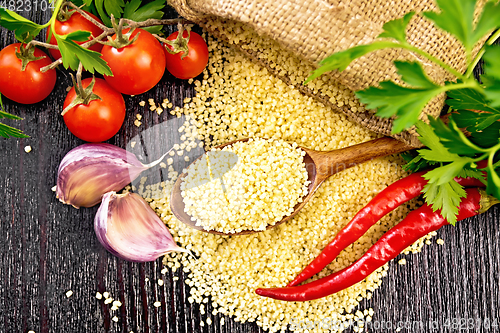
(56, 143, 168, 208)
(95, 191, 188, 262)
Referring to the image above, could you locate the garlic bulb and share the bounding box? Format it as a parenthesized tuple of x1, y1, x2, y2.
(95, 191, 188, 262)
(56, 143, 167, 208)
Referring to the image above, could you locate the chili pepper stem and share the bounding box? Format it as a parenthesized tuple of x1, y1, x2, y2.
(478, 188, 500, 214)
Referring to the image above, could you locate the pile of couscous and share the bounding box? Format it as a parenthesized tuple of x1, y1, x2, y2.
(181, 138, 310, 233)
(138, 28, 434, 332)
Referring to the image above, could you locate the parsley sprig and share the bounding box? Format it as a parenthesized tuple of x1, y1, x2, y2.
(0, 94, 29, 138)
(308, 0, 500, 223)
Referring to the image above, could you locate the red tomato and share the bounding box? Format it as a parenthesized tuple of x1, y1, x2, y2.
(46, 11, 104, 59)
(63, 78, 125, 142)
(101, 28, 166, 95)
(0, 43, 56, 104)
(164, 30, 208, 80)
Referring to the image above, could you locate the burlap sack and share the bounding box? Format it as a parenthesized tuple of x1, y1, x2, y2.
(168, 0, 485, 147)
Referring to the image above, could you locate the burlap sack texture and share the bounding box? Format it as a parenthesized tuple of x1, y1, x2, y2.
(168, 0, 485, 147)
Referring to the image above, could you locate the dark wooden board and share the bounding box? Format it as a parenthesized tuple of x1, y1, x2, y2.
(1, 6, 499, 333)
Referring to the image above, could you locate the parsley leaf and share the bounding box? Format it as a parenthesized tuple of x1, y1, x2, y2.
(94, 0, 124, 26)
(485, 162, 500, 199)
(428, 116, 484, 156)
(394, 61, 439, 89)
(306, 41, 401, 83)
(124, 0, 165, 33)
(0, 94, 29, 138)
(471, 1, 500, 51)
(357, 62, 442, 134)
(446, 87, 499, 113)
(483, 46, 500, 81)
(422, 178, 466, 225)
(307, 12, 418, 83)
(0, 7, 44, 42)
(453, 109, 500, 133)
(469, 121, 500, 148)
(55, 31, 112, 75)
(481, 75, 500, 108)
(401, 151, 437, 173)
(422, 0, 476, 54)
(377, 12, 415, 43)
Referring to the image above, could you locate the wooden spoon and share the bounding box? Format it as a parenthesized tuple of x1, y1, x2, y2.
(170, 137, 413, 236)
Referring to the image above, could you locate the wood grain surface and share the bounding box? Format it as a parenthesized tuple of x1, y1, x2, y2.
(1, 6, 500, 333)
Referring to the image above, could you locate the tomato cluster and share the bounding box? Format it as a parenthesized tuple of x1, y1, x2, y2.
(0, 9, 209, 143)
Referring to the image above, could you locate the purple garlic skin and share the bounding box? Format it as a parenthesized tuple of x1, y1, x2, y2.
(95, 191, 188, 262)
(56, 143, 160, 208)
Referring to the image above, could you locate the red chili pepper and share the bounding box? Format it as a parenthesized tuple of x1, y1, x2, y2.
(287, 171, 485, 287)
(256, 188, 497, 302)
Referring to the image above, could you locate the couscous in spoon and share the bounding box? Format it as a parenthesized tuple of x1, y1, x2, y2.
(170, 136, 413, 236)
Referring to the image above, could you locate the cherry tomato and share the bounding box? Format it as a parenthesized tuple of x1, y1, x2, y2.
(101, 28, 166, 95)
(63, 78, 125, 142)
(0, 43, 56, 104)
(164, 30, 208, 80)
(46, 10, 104, 59)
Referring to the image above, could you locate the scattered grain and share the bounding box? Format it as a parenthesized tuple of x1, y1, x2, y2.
(141, 32, 429, 333)
(398, 258, 407, 265)
(24, 145, 32, 153)
(134, 120, 142, 127)
(112, 316, 118, 322)
(139, 101, 146, 107)
(436, 238, 445, 245)
(65, 290, 73, 298)
(96, 292, 102, 300)
(154, 301, 161, 307)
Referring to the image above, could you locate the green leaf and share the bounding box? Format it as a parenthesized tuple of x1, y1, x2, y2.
(356, 81, 441, 133)
(124, 0, 165, 21)
(446, 87, 500, 113)
(394, 61, 437, 89)
(401, 151, 437, 173)
(377, 12, 415, 43)
(104, 0, 125, 20)
(483, 46, 500, 81)
(485, 161, 500, 199)
(481, 75, 500, 108)
(123, 0, 165, 33)
(64, 30, 92, 42)
(422, 0, 476, 53)
(0, 7, 44, 42)
(94, 0, 112, 26)
(415, 119, 464, 162)
(453, 109, 500, 133)
(55, 34, 112, 75)
(457, 166, 486, 183)
(422, 178, 466, 225)
(424, 160, 471, 185)
(428, 116, 484, 156)
(469, 121, 500, 148)
(471, 1, 500, 49)
(0, 94, 29, 138)
(306, 41, 400, 83)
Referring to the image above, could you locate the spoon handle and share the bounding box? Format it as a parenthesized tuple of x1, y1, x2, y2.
(312, 137, 414, 180)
